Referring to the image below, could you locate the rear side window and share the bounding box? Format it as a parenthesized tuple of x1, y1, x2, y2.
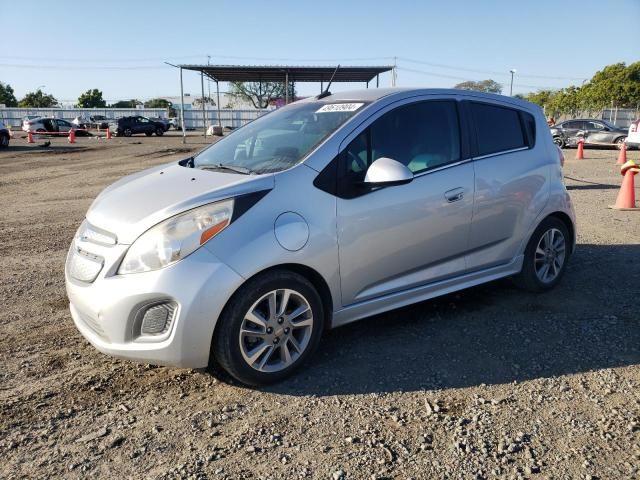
(470, 102, 527, 156)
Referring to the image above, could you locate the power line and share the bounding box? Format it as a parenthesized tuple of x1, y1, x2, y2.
(397, 66, 558, 91)
(0, 63, 171, 70)
(397, 57, 588, 81)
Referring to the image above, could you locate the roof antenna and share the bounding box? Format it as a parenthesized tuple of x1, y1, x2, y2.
(317, 64, 340, 99)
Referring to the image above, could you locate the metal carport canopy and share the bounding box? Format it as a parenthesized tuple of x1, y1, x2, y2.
(179, 64, 393, 83)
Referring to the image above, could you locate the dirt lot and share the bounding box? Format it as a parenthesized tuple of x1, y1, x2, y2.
(1, 133, 639, 480)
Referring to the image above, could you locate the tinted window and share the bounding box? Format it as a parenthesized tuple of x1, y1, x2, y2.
(563, 121, 585, 130)
(470, 102, 525, 156)
(586, 121, 604, 130)
(345, 100, 461, 179)
(521, 111, 536, 148)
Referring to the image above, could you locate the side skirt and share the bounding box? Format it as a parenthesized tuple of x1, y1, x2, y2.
(331, 255, 524, 328)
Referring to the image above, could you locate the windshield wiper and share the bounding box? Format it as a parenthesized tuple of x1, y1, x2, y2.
(200, 163, 255, 175)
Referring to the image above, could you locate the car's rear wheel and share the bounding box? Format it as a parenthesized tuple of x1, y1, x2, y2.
(514, 217, 570, 292)
(553, 136, 565, 148)
(0, 133, 9, 147)
(211, 270, 324, 386)
(123, 128, 133, 137)
(155, 127, 164, 136)
(615, 137, 627, 150)
(145, 132, 153, 137)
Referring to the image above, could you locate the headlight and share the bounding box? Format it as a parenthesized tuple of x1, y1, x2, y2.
(118, 199, 233, 274)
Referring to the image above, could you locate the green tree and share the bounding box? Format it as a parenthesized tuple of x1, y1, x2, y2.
(77, 89, 106, 108)
(230, 81, 293, 108)
(581, 62, 640, 109)
(144, 98, 172, 108)
(454, 79, 503, 94)
(144, 98, 176, 116)
(0, 81, 18, 107)
(18, 89, 58, 108)
(110, 99, 142, 108)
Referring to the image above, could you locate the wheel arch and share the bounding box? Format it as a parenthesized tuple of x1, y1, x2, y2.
(214, 263, 335, 337)
(544, 211, 575, 254)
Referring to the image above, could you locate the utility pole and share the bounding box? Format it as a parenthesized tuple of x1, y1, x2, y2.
(392, 56, 397, 87)
(207, 55, 211, 103)
(509, 69, 516, 96)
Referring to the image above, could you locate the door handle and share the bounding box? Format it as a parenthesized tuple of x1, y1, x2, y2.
(444, 187, 465, 202)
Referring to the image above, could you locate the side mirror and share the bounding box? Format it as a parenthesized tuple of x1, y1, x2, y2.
(363, 157, 413, 186)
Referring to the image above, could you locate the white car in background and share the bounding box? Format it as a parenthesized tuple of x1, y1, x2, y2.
(627, 119, 640, 150)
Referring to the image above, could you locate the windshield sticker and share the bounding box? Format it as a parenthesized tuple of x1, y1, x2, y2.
(316, 103, 364, 113)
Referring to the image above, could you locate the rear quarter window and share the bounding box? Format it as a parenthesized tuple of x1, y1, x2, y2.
(469, 102, 529, 156)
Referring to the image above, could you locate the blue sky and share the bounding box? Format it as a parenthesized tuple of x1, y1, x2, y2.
(1, 0, 638, 104)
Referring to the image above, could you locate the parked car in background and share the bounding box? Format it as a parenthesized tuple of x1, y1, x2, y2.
(150, 117, 171, 132)
(0, 121, 10, 148)
(22, 117, 91, 136)
(112, 116, 166, 137)
(65, 88, 575, 385)
(168, 118, 179, 130)
(627, 119, 640, 150)
(550, 119, 627, 149)
(72, 115, 110, 130)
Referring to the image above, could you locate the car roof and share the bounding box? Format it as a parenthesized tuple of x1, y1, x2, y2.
(298, 87, 538, 110)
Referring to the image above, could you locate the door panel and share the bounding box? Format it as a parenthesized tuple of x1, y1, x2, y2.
(466, 101, 548, 270)
(584, 121, 613, 145)
(337, 163, 474, 304)
(335, 98, 474, 306)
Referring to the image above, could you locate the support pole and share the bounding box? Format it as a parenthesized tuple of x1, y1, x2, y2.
(180, 67, 185, 144)
(320, 80, 323, 93)
(201, 71, 207, 138)
(285, 71, 289, 104)
(376, 74, 379, 88)
(216, 80, 221, 127)
(366, 81, 369, 89)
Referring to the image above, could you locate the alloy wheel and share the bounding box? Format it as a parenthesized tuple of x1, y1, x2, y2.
(239, 289, 313, 373)
(534, 228, 566, 284)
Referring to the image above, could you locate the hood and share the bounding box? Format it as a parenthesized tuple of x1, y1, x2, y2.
(87, 162, 274, 244)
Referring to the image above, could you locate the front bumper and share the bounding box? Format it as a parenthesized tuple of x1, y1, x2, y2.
(65, 240, 244, 369)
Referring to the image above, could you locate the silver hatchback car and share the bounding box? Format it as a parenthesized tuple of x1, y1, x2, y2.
(65, 88, 576, 385)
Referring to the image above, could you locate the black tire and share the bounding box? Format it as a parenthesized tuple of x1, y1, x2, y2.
(123, 128, 133, 137)
(145, 132, 153, 137)
(513, 216, 570, 292)
(211, 270, 325, 386)
(0, 133, 9, 148)
(553, 136, 565, 148)
(615, 137, 626, 150)
(155, 127, 164, 136)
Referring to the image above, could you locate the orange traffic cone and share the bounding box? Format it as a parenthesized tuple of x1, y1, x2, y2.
(616, 142, 627, 165)
(68, 129, 76, 144)
(609, 160, 640, 210)
(106, 127, 112, 140)
(27, 131, 34, 143)
(576, 139, 584, 160)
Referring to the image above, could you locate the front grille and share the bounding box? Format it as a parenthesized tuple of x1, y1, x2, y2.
(68, 248, 104, 283)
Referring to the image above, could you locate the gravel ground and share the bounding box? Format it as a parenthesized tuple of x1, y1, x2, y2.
(1, 134, 639, 480)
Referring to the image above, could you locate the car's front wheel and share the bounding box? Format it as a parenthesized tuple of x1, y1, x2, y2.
(615, 137, 627, 150)
(514, 217, 570, 292)
(553, 136, 565, 148)
(0, 133, 9, 148)
(123, 128, 133, 137)
(212, 270, 324, 385)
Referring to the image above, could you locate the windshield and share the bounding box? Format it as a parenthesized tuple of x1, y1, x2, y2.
(193, 101, 364, 174)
